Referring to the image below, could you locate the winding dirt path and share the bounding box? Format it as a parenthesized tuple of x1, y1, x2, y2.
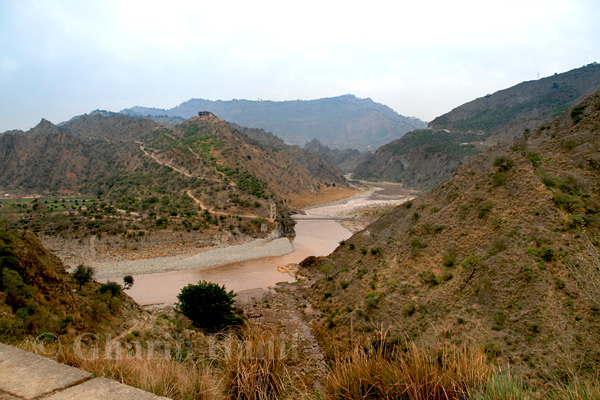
(185, 190, 262, 220)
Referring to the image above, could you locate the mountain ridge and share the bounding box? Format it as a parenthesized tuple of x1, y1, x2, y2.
(121, 95, 427, 150)
(354, 63, 600, 189)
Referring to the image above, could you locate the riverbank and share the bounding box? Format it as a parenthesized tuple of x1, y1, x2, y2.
(90, 237, 294, 279)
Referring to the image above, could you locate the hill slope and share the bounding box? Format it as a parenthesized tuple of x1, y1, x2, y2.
(355, 63, 600, 189)
(0, 229, 136, 342)
(121, 95, 427, 150)
(0, 113, 351, 239)
(302, 91, 600, 381)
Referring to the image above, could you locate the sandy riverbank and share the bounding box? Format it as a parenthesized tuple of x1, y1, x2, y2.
(91, 237, 294, 279)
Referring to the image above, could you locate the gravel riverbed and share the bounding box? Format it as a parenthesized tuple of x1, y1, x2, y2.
(91, 238, 294, 279)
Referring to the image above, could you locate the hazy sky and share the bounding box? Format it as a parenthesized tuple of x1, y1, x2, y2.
(1, 0, 599, 132)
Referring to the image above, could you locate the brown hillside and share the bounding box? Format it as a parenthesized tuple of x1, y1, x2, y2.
(301, 91, 600, 382)
(0, 230, 137, 342)
(1, 113, 353, 242)
(354, 63, 600, 190)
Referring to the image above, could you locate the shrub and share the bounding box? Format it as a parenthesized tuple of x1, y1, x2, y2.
(491, 172, 506, 186)
(420, 270, 438, 286)
(540, 246, 556, 262)
(571, 105, 585, 125)
(99, 281, 122, 297)
(493, 157, 515, 172)
(410, 237, 428, 249)
(72, 265, 95, 291)
(553, 192, 581, 212)
(402, 303, 416, 317)
(176, 280, 238, 331)
(528, 152, 542, 167)
(443, 248, 457, 267)
(370, 247, 382, 256)
(478, 200, 493, 218)
(364, 292, 382, 309)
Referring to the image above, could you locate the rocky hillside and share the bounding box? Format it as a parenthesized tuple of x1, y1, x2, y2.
(355, 63, 600, 189)
(0, 229, 136, 342)
(353, 129, 481, 189)
(430, 62, 600, 139)
(0, 113, 351, 239)
(303, 139, 371, 173)
(301, 91, 600, 381)
(121, 95, 427, 150)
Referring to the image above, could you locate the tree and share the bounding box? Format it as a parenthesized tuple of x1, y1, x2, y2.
(72, 265, 94, 291)
(176, 280, 237, 331)
(123, 275, 134, 289)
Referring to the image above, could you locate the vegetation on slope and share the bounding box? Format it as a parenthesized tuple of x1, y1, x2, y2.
(355, 63, 600, 190)
(0, 229, 135, 342)
(0, 113, 352, 240)
(302, 91, 600, 385)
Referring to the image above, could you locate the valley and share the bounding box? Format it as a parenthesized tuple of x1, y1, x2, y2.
(2, 80, 600, 399)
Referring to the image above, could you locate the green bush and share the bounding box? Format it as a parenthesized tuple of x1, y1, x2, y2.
(478, 200, 494, 218)
(553, 192, 581, 212)
(420, 270, 438, 286)
(176, 280, 238, 331)
(98, 281, 122, 297)
(527, 152, 542, 168)
(401, 303, 416, 317)
(493, 157, 515, 172)
(571, 105, 586, 124)
(443, 248, 457, 267)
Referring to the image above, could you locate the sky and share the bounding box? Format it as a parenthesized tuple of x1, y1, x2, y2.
(1, 0, 599, 132)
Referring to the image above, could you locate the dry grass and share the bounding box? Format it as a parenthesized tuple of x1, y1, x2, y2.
(19, 321, 303, 400)
(217, 323, 297, 400)
(547, 379, 600, 400)
(20, 339, 222, 400)
(469, 373, 535, 400)
(569, 233, 600, 311)
(323, 341, 493, 400)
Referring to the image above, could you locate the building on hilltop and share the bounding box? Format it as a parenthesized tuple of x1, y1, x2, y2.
(198, 111, 215, 117)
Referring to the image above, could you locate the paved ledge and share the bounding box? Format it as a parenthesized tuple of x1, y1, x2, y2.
(0, 343, 169, 399)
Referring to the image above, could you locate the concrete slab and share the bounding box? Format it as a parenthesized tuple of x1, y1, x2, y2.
(0, 343, 91, 399)
(44, 377, 170, 399)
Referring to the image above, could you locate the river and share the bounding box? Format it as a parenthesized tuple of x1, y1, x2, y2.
(126, 182, 411, 306)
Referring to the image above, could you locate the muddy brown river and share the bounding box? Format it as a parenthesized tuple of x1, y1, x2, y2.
(126, 182, 411, 305)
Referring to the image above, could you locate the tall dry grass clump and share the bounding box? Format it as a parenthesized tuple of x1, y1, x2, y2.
(569, 233, 600, 311)
(217, 323, 293, 400)
(323, 341, 493, 400)
(547, 379, 600, 400)
(468, 373, 534, 400)
(20, 338, 223, 400)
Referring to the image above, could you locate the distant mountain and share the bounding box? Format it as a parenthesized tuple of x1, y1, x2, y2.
(303, 138, 371, 173)
(303, 90, 600, 380)
(120, 95, 427, 151)
(0, 113, 351, 238)
(354, 63, 600, 189)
